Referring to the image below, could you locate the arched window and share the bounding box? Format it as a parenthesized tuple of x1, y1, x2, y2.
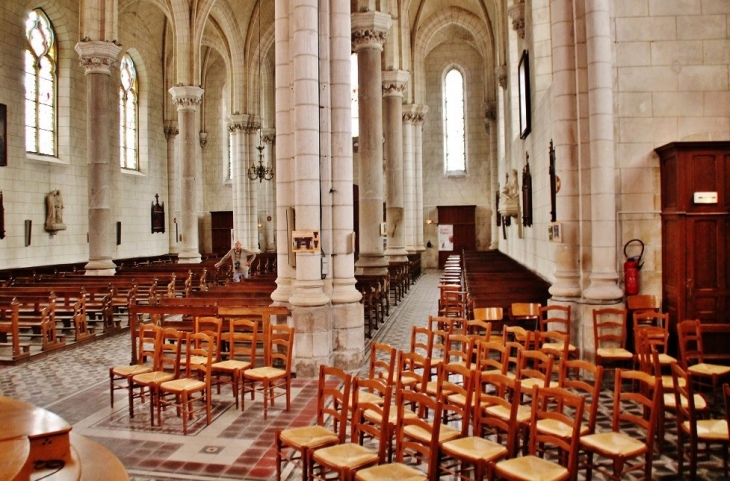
(24, 9, 57, 156)
(443, 68, 466, 173)
(351, 53, 359, 138)
(119, 54, 138, 169)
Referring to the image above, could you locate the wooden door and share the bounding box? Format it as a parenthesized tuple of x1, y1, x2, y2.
(686, 215, 729, 323)
(211, 211, 233, 255)
(437, 205, 476, 268)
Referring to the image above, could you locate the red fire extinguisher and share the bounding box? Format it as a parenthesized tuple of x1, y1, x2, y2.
(623, 239, 644, 296)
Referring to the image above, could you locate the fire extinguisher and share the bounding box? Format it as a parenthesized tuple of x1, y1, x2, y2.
(623, 239, 644, 296)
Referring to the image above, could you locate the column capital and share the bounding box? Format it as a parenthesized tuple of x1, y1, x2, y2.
(508, 1, 526, 39)
(495, 65, 508, 89)
(351, 11, 392, 52)
(415, 105, 429, 124)
(169, 85, 204, 109)
(164, 120, 179, 139)
(403, 104, 418, 123)
(74, 40, 122, 75)
(382, 70, 409, 97)
(261, 128, 276, 145)
(228, 113, 250, 132)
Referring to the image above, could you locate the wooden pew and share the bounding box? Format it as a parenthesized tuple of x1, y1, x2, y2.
(0, 295, 64, 351)
(0, 300, 31, 360)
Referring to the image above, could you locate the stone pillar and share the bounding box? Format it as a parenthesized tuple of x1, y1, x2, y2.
(583, 0, 623, 302)
(75, 40, 122, 275)
(484, 103, 499, 249)
(245, 118, 261, 253)
(414, 105, 428, 251)
(169, 86, 204, 264)
(272, 0, 295, 303)
(549, 0, 582, 300)
(382, 70, 409, 263)
(352, 11, 392, 276)
(402, 104, 417, 253)
(228, 114, 248, 247)
(262, 129, 277, 252)
(164, 120, 180, 254)
(331, 0, 363, 371)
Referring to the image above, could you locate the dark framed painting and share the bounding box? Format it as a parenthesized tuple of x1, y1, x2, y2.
(151, 194, 165, 234)
(518, 50, 531, 139)
(0, 104, 6, 166)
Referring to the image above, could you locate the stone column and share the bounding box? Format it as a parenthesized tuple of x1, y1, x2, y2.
(484, 103, 499, 249)
(169, 85, 204, 264)
(75, 40, 122, 275)
(164, 120, 180, 254)
(549, 0, 582, 299)
(414, 105, 428, 251)
(262, 129, 277, 252)
(402, 104, 417, 253)
(583, 0, 622, 301)
(228, 114, 247, 247)
(382, 70, 409, 263)
(272, 0, 295, 303)
(245, 118, 261, 253)
(352, 11, 392, 276)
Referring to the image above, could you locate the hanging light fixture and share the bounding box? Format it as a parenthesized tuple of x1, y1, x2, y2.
(247, 5, 274, 183)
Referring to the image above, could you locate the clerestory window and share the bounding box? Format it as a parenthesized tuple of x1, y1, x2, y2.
(24, 9, 57, 156)
(119, 54, 139, 170)
(443, 68, 466, 174)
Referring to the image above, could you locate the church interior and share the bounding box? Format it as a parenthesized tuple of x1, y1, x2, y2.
(0, 0, 729, 479)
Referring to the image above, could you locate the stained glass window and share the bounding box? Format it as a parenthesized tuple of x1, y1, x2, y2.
(444, 68, 466, 173)
(351, 53, 359, 138)
(24, 9, 56, 156)
(119, 54, 138, 169)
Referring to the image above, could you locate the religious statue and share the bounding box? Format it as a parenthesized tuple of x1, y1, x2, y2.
(498, 169, 520, 218)
(44, 190, 66, 233)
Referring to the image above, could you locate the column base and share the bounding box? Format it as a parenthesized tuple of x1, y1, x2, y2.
(272, 278, 293, 303)
(584, 272, 624, 302)
(385, 250, 409, 263)
(289, 279, 330, 307)
(549, 270, 582, 300)
(290, 305, 333, 378)
(84, 258, 117, 275)
(177, 249, 202, 264)
(415, 245, 426, 252)
(330, 279, 362, 304)
(355, 254, 389, 276)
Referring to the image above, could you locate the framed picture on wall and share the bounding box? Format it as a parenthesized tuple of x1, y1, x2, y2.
(518, 50, 531, 139)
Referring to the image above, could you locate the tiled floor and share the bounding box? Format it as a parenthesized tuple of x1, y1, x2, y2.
(0, 270, 727, 480)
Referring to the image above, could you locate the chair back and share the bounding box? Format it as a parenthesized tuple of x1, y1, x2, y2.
(393, 389, 443, 479)
(185, 331, 213, 379)
(538, 330, 570, 360)
(611, 369, 661, 451)
(155, 327, 183, 377)
(677, 319, 705, 369)
(558, 359, 604, 435)
(464, 320, 491, 342)
(318, 364, 352, 443)
(410, 326, 433, 359)
(445, 333, 474, 368)
(539, 305, 571, 333)
(476, 340, 508, 375)
(352, 377, 392, 463)
(138, 323, 160, 365)
(195, 316, 223, 362)
(227, 318, 258, 366)
(396, 349, 431, 394)
(592, 307, 628, 351)
(473, 306, 503, 322)
(439, 362, 474, 434)
(528, 385, 585, 474)
(635, 325, 670, 366)
(267, 324, 294, 371)
(517, 349, 554, 390)
(428, 315, 465, 335)
(475, 371, 522, 458)
(368, 342, 396, 385)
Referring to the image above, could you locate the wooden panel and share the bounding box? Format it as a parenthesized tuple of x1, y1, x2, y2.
(211, 211, 233, 255)
(437, 206, 476, 268)
(687, 216, 729, 324)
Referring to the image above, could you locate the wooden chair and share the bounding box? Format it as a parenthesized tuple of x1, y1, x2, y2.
(355, 390, 442, 480)
(635, 324, 677, 374)
(557, 359, 604, 439)
(192, 316, 223, 364)
(516, 348, 556, 392)
(592, 307, 633, 372)
(509, 302, 541, 331)
(275, 364, 351, 481)
(677, 319, 730, 403)
(579, 369, 661, 480)
(428, 315, 465, 335)
(444, 333, 474, 369)
(128, 326, 183, 424)
(241, 323, 295, 420)
(354, 342, 396, 409)
(439, 289, 465, 318)
(472, 306, 503, 336)
(211, 318, 257, 409)
(476, 340, 509, 376)
(411, 325, 441, 381)
(309, 377, 391, 481)
(109, 323, 157, 408)
(436, 362, 475, 432)
(539, 305, 578, 360)
(494, 385, 585, 481)
(156, 332, 213, 435)
(672, 363, 729, 479)
(626, 295, 660, 352)
(464, 320, 491, 342)
(440, 371, 520, 480)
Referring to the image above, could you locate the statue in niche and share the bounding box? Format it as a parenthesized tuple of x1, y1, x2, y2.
(44, 190, 66, 233)
(499, 169, 520, 219)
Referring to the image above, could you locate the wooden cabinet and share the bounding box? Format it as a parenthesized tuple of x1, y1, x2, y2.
(436, 205, 476, 269)
(210, 211, 233, 255)
(657, 142, 730, 348)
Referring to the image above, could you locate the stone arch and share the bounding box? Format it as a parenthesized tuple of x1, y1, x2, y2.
(412, 6, 494, 106)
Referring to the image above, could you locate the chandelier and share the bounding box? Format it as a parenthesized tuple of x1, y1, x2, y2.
(248, 144, 274, 182)
(247, 8, 273, 183)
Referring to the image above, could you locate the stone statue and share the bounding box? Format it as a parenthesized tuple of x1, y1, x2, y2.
(44, 190, 66, 232)
(499, 169, 520, 218)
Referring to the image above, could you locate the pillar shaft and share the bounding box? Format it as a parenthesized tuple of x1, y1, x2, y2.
(262, 130, 277, 252)
(414, 106, 428, 251)
(75, 41, 121, 275)
(169, 86, 204, 264)
(352, 11, 392, 276)
(403, 104, 417, 253)
(584, 0, 622, 301)
(229, 115, 247, 248)
(164, 121, 180, 254)
(382, 70, 409, 262)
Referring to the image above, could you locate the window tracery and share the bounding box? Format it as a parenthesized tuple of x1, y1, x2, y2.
(24, 9, 56, 156)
